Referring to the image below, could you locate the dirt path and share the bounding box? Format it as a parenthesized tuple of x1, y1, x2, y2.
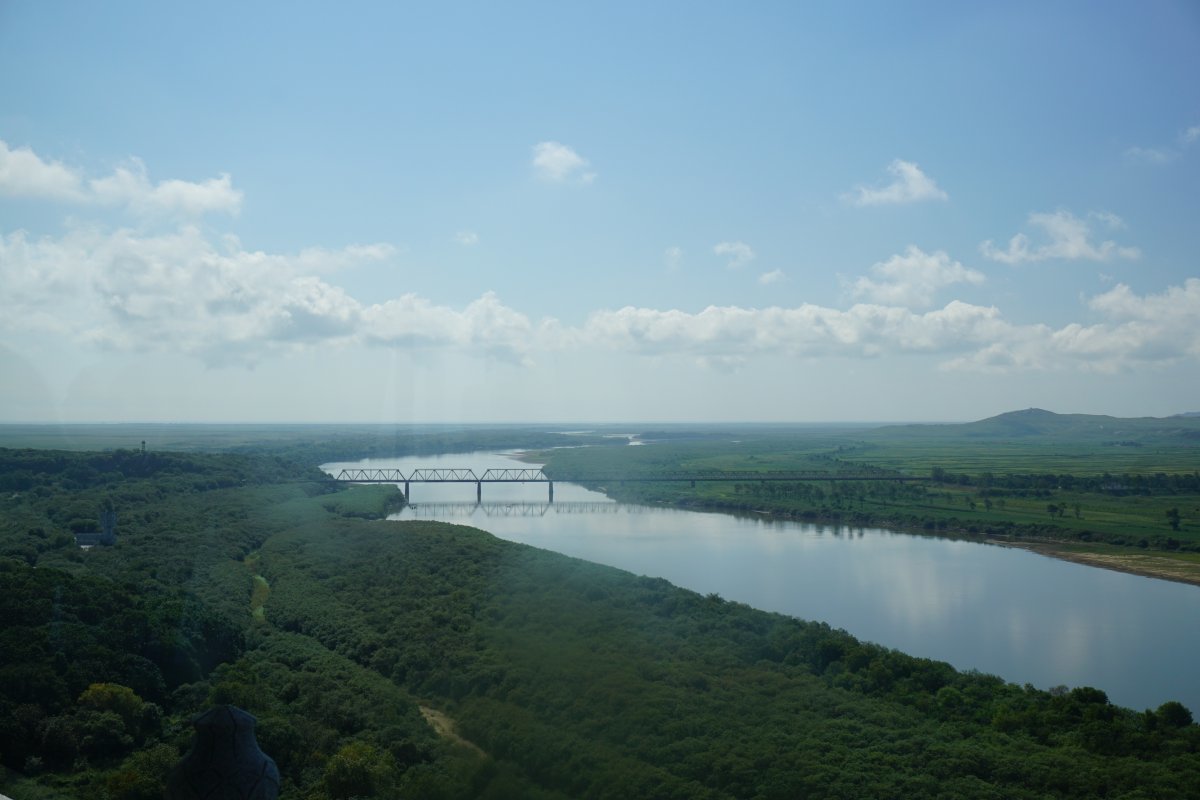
(250, 574, 270, 620)
(419, 705, 487, 757)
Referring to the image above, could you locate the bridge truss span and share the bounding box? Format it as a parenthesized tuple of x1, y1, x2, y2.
(335, 468, 408, 483)
(479, 467, 550, 482)
(331, 465, 926, 503)
(408, 467, 480, 482)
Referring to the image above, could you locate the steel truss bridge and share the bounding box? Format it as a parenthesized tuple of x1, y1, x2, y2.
(332, 467, 925, 503)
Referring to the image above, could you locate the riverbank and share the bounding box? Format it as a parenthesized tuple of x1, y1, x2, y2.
(1001, 540, 1200, 587)
(589, 489, 1200, 589)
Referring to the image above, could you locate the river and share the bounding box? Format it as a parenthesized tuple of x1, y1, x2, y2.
(323, 451, 1200, 713)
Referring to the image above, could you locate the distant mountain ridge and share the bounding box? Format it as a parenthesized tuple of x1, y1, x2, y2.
(869, 408, 1200, 442)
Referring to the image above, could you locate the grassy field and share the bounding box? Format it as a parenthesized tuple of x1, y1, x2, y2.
(838, 439, 1199, 476)
(535, 413, 1200, 585)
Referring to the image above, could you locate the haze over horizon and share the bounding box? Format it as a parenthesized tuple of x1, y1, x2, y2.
(2, 2, 1198, 423)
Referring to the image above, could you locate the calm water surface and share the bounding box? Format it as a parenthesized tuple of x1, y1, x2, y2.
(323, 452, 1200, 713)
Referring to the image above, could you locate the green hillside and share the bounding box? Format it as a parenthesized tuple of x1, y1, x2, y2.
(868, 408, 1200, 443)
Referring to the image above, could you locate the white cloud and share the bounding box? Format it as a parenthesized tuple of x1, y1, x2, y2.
(1123, 124, 1200, 165)
(0, 140, 85, 200)
(0, 140, 240, 216)
(848, 159, 948, 206)
(362, 291, 537, 364)
(1087, 210, 1125, 229)
(947, 280, 1200, 373)
(4, 219, 1196, 376)
(664, 246, 683, 270)
(580, 279, 1200, 374)
(531, 141, 594, 183)
(581, 300, 1010, 360)
(89, 159, 242, 216)
(851, 246, 984, 308)
(6, 145, 1193, 380)
(980, 209, 1140, 264)
(714, 241, 755, 269)
(0, 225, 526, 366)
(1124, 146, 1175, 165)
(455, 230, 479, 246)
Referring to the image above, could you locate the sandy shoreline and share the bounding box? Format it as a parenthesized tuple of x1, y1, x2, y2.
(1001, 541, 1200, 588)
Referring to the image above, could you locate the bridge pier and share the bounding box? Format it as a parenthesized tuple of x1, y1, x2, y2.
(476, 481, 482, 503)
(404, 480, 410, 502)
(548, 481, 554, 504)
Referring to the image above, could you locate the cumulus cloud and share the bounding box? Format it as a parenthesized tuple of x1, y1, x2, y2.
(0, 140, 85, 200)
(0, 140, 241, 215)
(577, 276, 1200, 374)
(89, 159, 242, 216)
(455, 230, 479, 246)
(4, 218, 1195, 375)
(0, 225, 537, 366)
(293, 243, 398, 273)
(6, 145, 1192, 378)
(714, 241, 755, 269)
(852, 246, 984, 308)
(362, 291, 537, 363)
(758, 269, 785, 285)
(581, 300, 1010, 361)
(947, 280, 1200, 372)
(531, 141, 595, 183)
(980, 210, 1140, 264)
(848, 159, 948, 206)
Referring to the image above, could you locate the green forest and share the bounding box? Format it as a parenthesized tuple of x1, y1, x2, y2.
(1, 427, 1199, 798)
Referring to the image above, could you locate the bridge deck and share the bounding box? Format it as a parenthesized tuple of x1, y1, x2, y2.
(333, 467, 925, 483)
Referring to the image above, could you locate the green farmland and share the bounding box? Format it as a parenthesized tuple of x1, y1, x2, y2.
(536, 410, 1200, 585)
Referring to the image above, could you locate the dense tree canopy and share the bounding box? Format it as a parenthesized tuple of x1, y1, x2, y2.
(1, 442, 1197, 798)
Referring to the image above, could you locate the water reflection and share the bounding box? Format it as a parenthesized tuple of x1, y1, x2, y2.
(405, 501, 659, 518)
(323, 452, 1200, 712)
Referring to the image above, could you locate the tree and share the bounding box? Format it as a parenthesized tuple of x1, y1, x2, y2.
(1157, 700, 1193, 728)
(78, 683, 145, 732)
(1166, 507, 1181, 531)
(323, 741, 397, 799)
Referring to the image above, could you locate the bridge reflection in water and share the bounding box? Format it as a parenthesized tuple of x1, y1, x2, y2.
(402, 501, 654, 519)
(335, 466, 924, 504)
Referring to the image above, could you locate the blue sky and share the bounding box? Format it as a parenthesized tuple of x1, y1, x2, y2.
(1, 1, 1198, 422)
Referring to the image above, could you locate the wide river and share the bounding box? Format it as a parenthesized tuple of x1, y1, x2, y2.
(323, 451, 1200, 713)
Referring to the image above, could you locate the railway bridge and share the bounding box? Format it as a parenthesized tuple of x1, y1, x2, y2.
(331, 467, 926, 503)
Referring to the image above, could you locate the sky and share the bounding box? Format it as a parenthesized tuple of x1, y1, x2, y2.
(1, 1, 1198, 423)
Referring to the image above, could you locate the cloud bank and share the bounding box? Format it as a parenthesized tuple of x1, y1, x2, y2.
(2, 222, 1193, 374)
(2, 142, 1195, 379)
(0, 140, 242, 215)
